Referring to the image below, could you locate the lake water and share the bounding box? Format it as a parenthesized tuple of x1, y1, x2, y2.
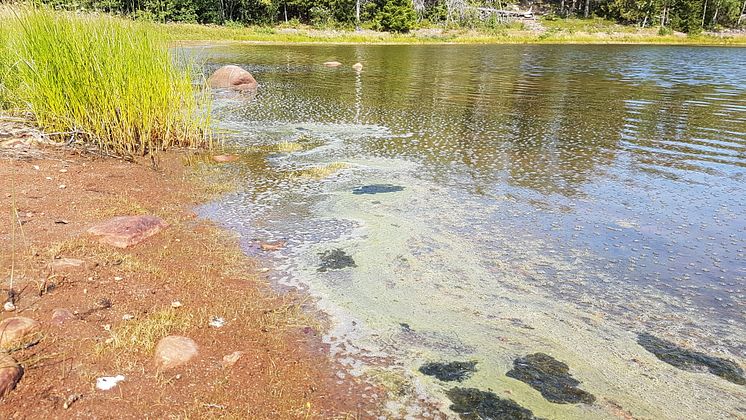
(193, 44, 746, 419)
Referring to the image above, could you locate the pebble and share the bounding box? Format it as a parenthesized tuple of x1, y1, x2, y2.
(50, 258, 86, 272)
(154, 336, 199, 370)
(171, 301, 182, 308)
(96, 375, 125, 391)
(209, 317, 226, 328)
(221, 351, 244, 368)
(3, 302, 15, 312)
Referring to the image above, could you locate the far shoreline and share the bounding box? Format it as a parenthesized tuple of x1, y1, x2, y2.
(164, 22, 746, 47)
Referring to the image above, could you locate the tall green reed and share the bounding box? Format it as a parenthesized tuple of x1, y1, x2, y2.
(1, 7, 211, 155)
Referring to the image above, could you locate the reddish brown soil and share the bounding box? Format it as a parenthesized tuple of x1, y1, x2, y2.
(0, 145, 381, 418)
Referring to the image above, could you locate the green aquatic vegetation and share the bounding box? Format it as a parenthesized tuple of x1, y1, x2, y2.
(638, 333, 746, 385)
(506, 353, 596, 404)
(317, 249, 356, 272)
(1, 6, 211, 155)
(419, 360, 477, 382)
(352, 184, 405, 195)
(446, 387, 541, 420)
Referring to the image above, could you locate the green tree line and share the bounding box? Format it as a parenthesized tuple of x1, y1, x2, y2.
(37, 0, 746, 32)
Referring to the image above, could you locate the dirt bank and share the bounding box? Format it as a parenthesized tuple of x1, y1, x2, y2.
(0, 135, 380, 418)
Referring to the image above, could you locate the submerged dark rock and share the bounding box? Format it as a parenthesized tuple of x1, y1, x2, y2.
(419, 361, 477, 382)
(352, 184, 404, 195)
(446, 387, 541, 420)
(318, 249, 357, 272)
(637, 333, 746, 385)
(506, 353, 595, 404)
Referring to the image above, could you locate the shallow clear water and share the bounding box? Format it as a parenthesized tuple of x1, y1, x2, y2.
(193, 44, 746, 419)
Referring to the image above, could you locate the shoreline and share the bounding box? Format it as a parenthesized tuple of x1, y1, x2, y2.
(0, 134, 381, 416)
(164, 23, 746, 46)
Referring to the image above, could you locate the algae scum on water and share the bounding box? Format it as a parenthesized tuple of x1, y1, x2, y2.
(197, 43, 746, 419)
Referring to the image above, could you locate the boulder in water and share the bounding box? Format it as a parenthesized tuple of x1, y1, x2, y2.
(207, 65, 257, 91)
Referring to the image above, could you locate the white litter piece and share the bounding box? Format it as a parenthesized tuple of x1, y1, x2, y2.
(209, 316, 226, 328)
(96, 375, 125, 391)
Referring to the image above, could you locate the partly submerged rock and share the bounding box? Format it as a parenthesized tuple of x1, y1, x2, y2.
(352, 184, 404, 195)
(318, 249, 356, 272)
(506, 353, 595, 404)
(446, 387, 541, 420)
(419, 361, 477, 382)
(0, 353, 23, 398)
(212, 154, 239, 163)
(88, 215, 168, 248)
(0, 317, 42, 351)
(637, 332, 746, 385)
(154, 336, 198, 370)
(207, 65, 258, 91)
(352, 62, 363, 71)
(323, 61, 342, 67)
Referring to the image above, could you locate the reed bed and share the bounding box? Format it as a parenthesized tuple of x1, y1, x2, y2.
(0, 7, 211, 155)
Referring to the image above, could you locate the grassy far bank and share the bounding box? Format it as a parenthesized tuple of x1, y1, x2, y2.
(0, 7, 212, 156)
(162, 18, 746, 45)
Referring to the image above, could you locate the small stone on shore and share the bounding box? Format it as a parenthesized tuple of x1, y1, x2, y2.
(51, 308, 76, 325)
(0, 317, 42, 351)
(87, 215, 168, 248)
(0, 353, 23, 398)
(50, 258, 86, 272)
(154, 336, 199, 370)
(222, 351, 244, 368)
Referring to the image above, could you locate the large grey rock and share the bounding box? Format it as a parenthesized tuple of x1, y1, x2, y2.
(88, 215, 168, 248)
(207, 65, 258, 91)
(154, 336, 198, 370)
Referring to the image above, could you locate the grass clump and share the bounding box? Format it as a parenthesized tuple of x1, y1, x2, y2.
(106, 308, 194, 353)
(0, 7, 211, 155)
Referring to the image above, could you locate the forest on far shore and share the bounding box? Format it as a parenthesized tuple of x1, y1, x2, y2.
(37, 0, 746, 34)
